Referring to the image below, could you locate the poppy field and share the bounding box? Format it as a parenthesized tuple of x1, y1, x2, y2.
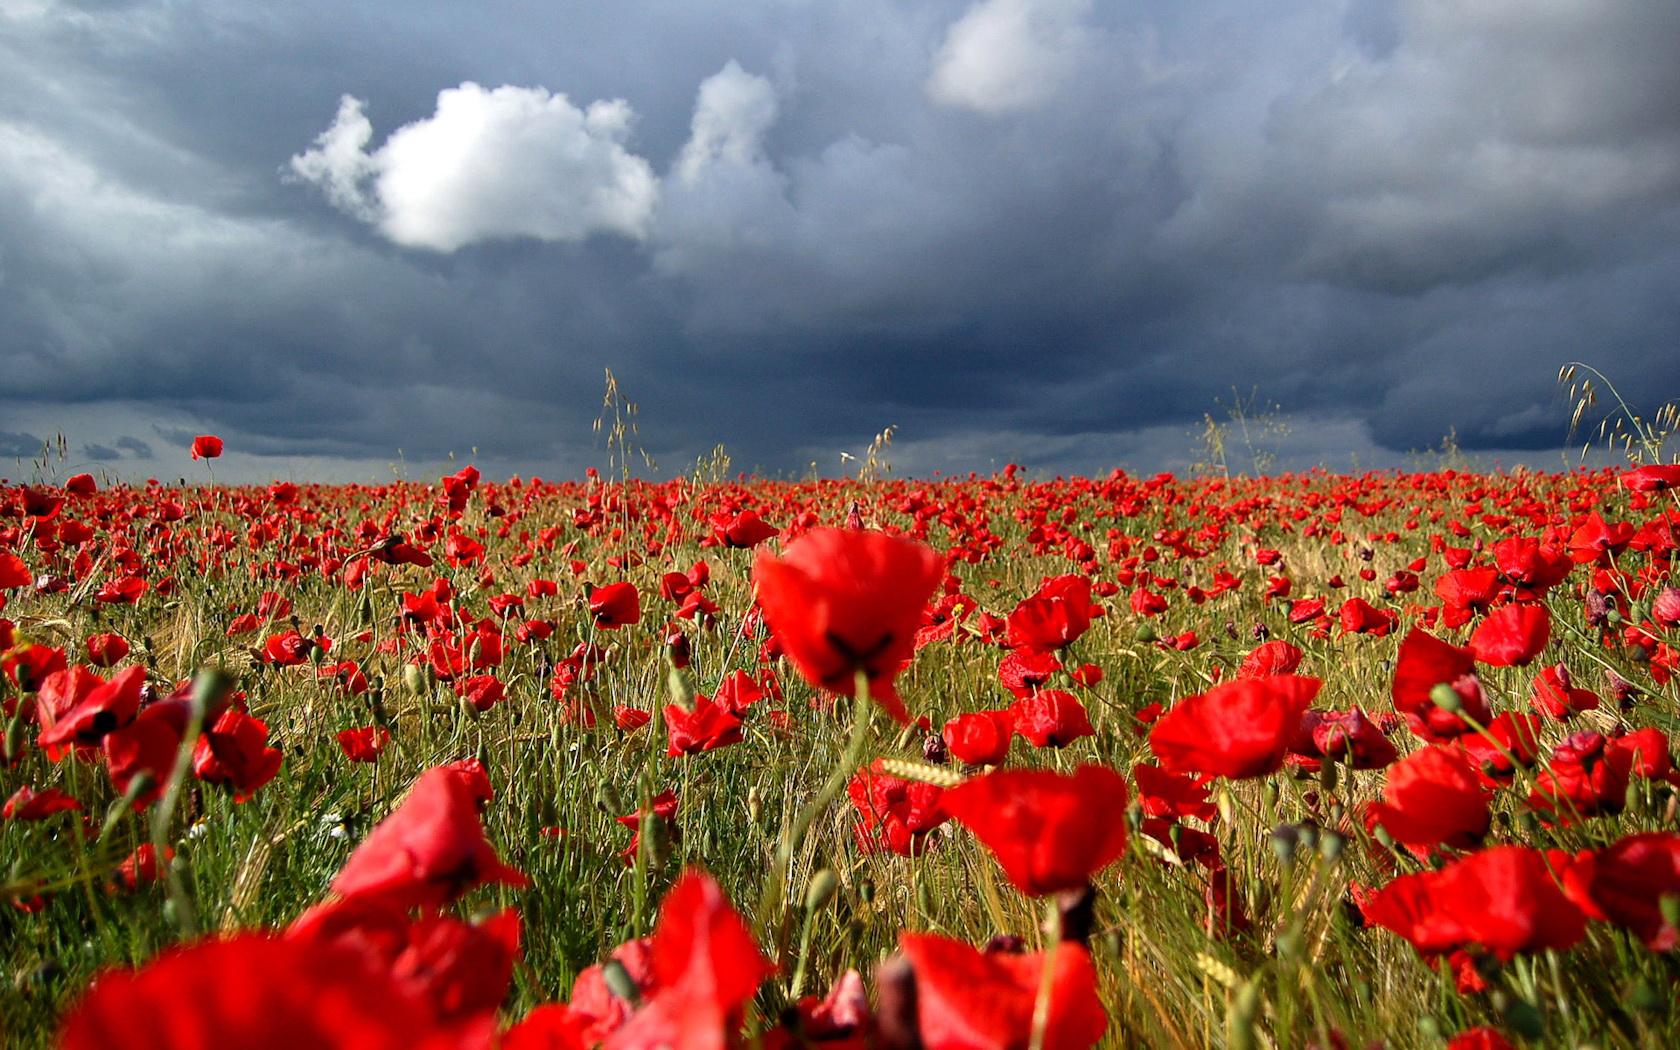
(5, 452, 1680, 1049)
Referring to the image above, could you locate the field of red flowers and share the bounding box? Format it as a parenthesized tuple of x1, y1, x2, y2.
(4, 455, 1680, 1048)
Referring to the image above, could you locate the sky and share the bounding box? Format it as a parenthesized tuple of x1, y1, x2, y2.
(2, 0, 1677, 484)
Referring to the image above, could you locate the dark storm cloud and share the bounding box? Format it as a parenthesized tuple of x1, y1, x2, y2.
(0, 432, 47, 459)
(1, 0, 1677, 481)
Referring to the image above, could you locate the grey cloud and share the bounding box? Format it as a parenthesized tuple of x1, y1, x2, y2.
(0, 0, 1675, 482)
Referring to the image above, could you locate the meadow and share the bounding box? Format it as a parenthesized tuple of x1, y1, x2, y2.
(3, 447, 1680, 1048)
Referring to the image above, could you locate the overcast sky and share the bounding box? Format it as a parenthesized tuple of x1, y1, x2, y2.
(3, 0, 1677, 483)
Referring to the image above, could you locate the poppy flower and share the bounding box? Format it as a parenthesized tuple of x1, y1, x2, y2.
(1530, 663, 1598, 721)
(1361, 845, 1586, 960)
(503, 1005, 590, 1050)
(192, 707, 284, 802)
(1460, 713, 1542, 786)
(1365, 745, 1490, 854)
(1528, 731, 1630, 822)
(36, 665, 146, 753)
(601, 870, 773, 1050)
(752, 528, 944, 724)
(1238, 640, 1302, 678)
(712, 669, 765, 715)
(1563, 832, 1680, 949)
(664, 696, 744, 756)
(84, 633, 130, 668)
(710, 510, 779, 549)
(1007, 690, 1094, 749)
(337, 726, 391, 763)
(56, 933, 468, 1050)
(1622, 464, 1680, 492)
(1132, 764, 1216, 823)
(1468, 604, 1550, 667)
(189, 434, 224, 460)
(1446, 1029, 1516, 1050)
(331, 764, 527, 909)
(64, 472, 98, 495)
(942, 709, 1014, 766)
(1390, 629, 1489, 741)
(0, 552, 30, 590)
(102, 698, 191, 808)
(998, 648, 1062, 698)
(1006, 574, 1097, 651)
(1150, 675, 1320, 779)
(848, 759, 949, 857)
(589, 582, 642, 630)
(942, 764, 1128, 896)
(290, 899, 522, 1026)
(1287, 708, 1399, 772)
(3, 785, 82, 821)
(897, 934, 1107, 1050)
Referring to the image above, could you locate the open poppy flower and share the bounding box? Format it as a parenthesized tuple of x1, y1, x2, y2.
(1150, 675, 1320, 779)
(331, 764, 527, 910)
(752, 528, 944, 724)
(942, 764, 1128, 896)
(56, 933, 482, 1050)
(1390, 629, 1489, 741)
(1365, 744, 1490, 855)
(897, 934, 1107, 1050)
(1360, 845, 1586, 960)
(1468, 604, 1550, 667)
(189, 434, 224, 460)
(602, 869, 773, 1050)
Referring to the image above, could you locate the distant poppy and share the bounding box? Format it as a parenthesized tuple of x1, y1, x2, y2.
(189, 434, 224, 460)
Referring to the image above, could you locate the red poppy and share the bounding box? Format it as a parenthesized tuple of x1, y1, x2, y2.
(103, 698, 191, 807)
(710, 509, 780, 549)
(290, 899, 522, 1026)
(942, 709, 1014, 766)
(193, 707, 283, 801)
(1150, 675, 1320, 779)
(189, 434, 224, 460)
(84, 633, 130, 668)
(1622, 464, 1680, 492)
(1562, 832, 1680, 949)
(1468, 604, 1550, 667)
(942, 764, 1128, 896)
(36, 665, 146, 753)
(331, 764, 527, 909)
(3, 785, 82, 821)
(337, 726, 392, 763)
(1287, 708, 1398, 772)
(1530, 663, 1599, 721)
(1007, 690, 1094, 749)
(1361, 845, 1587, 959)
(1390, 629, 1489, 741)
(0, 552, 30, 590)
(1237, 639, 1303, 678)
(1446, 1029, 1516, 1050)
(1006, 575, 1097, 651)
(752, 527, 944, 724)
(64, 472, 98, 495)
(1132, 764, 1216, 822)
(589, 582, 642, 630)
(998, 648, 1062, 698)
(56, 933, 475, 1050)
(897, 934, 1107, 1050)
(1365, 745, 1490, 854)
(601, 870, 773, 1050)
(848, 759, 949, 857)
(664, 696, 744, 756)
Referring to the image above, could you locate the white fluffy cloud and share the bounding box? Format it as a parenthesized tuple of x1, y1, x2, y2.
(926, 0, 1094, 114)
(290, 83, 658, 251)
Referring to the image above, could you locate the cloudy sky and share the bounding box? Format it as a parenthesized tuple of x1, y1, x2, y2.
(3, 0, 1677, 483)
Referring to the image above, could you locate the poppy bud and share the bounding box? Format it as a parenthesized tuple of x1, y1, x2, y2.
(666, 667, 693, 712)
(1136, 624, 1157, 644)
(601, 958, 643, 1007)
(1429, 683, 1462, 713)
(402, 664, 427, 697)
(805, 868, 839, 914)
(874, 956, 921, 1050)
